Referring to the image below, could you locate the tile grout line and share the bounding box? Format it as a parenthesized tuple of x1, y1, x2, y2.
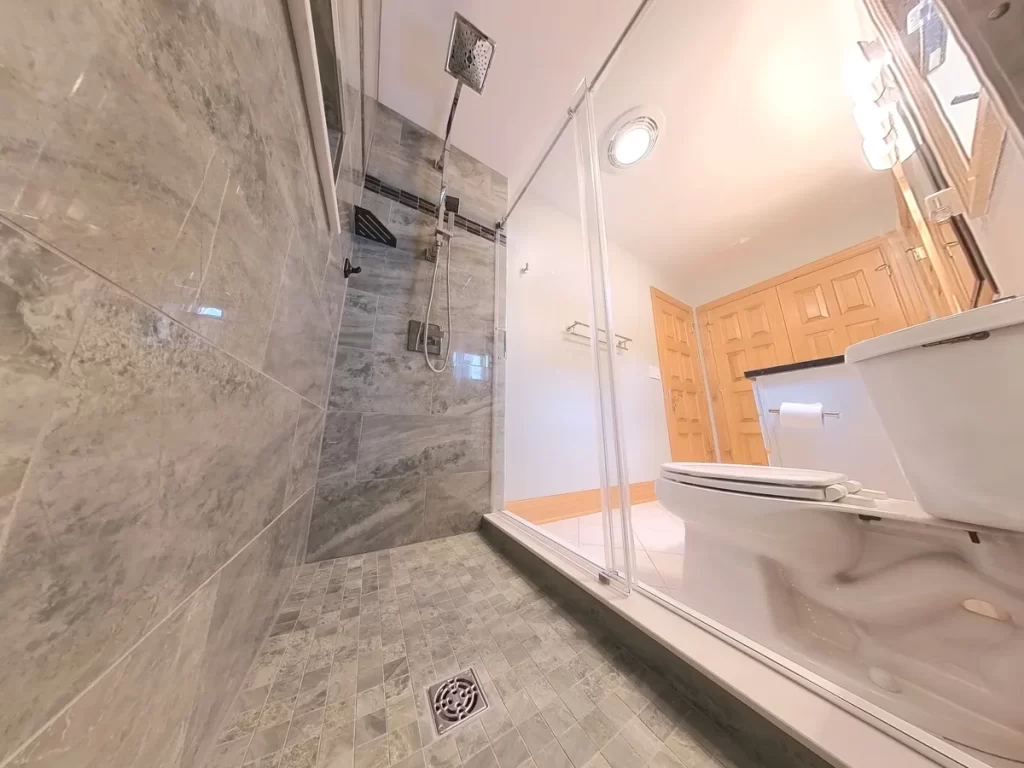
(0, 490, 312, 768)
(0, 213, 330, 412)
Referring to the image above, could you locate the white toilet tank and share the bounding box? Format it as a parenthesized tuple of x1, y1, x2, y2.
(846, 297, 1024, 532)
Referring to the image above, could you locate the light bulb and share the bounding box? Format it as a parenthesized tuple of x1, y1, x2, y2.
(613, 127, 653, 166)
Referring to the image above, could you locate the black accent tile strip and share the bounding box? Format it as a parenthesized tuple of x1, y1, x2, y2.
(744, 354, 845, 380)
(364, 174, 507, 245)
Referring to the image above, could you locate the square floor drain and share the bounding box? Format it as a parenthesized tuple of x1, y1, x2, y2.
(426, 667, 489, 735)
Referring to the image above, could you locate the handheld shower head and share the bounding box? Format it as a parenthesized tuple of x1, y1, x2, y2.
(445, 13, 495, 94)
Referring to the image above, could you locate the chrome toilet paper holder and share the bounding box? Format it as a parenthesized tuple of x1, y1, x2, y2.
(769, 408, 841, 419)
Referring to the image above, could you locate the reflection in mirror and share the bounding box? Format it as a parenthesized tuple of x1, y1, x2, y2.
(503, 1, 1024, 765)
(310, 0, 344, 176)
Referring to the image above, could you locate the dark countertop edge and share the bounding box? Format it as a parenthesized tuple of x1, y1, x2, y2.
(744, 354, 845, 380)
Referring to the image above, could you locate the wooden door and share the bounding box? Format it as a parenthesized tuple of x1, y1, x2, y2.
(776, 246, 909, 361)
(650, 289, 714, 463)
(701, 288, 793, 465)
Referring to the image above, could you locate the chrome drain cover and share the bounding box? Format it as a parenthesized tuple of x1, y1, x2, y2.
(426, 668, 488, 735)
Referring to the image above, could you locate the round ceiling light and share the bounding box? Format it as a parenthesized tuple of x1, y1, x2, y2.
(602, 107, 665, 172)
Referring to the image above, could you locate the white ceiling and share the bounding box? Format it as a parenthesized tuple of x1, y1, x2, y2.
(378, 0, 897, 272)
(377, 0, 641, 190)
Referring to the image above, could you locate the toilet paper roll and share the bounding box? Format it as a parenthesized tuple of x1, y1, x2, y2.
(778, 402, 824, 430)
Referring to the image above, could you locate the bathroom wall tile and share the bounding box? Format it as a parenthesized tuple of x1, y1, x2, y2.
(432, 331, 495, 418)
(329, 347, 433, 416)
(390, 205, 436, 257)
(286, 400, 327, 509)
(356, 415, 489, 481)
(183, 174, 293, 366)
(0, 223, 98, 534)
(320, 411, 362, 481)
(8, 490, 311, 768)
(263, 237, 334, 403)
(348, 244, 437, 299)
(423, 471, 490, 539)
(372, 296, 433, 355)
(360, 189, 392, 225)
(321, 236, 351, 337)
(0, 286, 300, 756)
(0, 0, 325, 370)
(307, 474, 425, 561)
(337, 289, 378, 351)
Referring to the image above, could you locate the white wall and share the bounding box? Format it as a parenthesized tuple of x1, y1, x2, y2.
(504, 193, 692, 501)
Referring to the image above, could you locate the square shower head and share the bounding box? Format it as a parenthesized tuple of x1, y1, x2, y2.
(445, 12, 495, 94)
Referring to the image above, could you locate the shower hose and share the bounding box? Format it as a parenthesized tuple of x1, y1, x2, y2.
(423, 219, 452, 373)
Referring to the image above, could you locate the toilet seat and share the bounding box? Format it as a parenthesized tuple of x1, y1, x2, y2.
(661, 462, 858, 503)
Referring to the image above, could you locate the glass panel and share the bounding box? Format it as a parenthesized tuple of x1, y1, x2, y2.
(570, 80, 636, 585)
(501, 89, 635, 587)
(576, 0, 1021, 762)
(310, 0, 344, 174)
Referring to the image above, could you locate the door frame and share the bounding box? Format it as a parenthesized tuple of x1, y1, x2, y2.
(649, 287, 715, 463)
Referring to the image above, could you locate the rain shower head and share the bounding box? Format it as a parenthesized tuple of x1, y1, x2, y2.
(444, 12, 495, 94)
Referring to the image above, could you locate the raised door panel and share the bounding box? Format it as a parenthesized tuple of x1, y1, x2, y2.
(705, 288, 791, 465)
(778, 248, 908, 362)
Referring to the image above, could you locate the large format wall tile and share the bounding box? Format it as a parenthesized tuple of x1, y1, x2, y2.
(285, 399, 326, 509)
(307, 474, 425, 561)
(0, 0, 307, 368)
(8, 490, 311, 768)
(0, 287, 300, 756)
(320, 410, 362, 481)
(423, 470, 490, 539)
(356, 414, 489, 480)
(0, 224, 98, 533)
(328, 346, 433, 415)
(263, 238, 334, 403)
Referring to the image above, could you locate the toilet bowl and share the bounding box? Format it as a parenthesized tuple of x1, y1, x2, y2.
(655, 297, 1024, 760)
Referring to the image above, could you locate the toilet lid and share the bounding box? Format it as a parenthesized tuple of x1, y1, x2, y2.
(661, 463, 847, 488)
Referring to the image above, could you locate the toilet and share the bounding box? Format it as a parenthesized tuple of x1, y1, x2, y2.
(655, 297, 1024, 761)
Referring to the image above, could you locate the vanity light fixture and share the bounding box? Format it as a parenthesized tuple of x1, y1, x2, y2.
(602, 107, 666, 172)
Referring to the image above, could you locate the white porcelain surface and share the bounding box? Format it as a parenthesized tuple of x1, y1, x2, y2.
(655, 475, 1024, 761)
(850, 299, 1024, 531)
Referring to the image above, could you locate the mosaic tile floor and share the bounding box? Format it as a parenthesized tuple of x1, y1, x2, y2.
(204, 532, 757, 768)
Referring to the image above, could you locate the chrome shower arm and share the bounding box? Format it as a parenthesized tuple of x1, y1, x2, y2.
(436, 80, 463, 172)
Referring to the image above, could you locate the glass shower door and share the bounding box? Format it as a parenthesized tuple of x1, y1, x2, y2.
(570, 78, 636, 589)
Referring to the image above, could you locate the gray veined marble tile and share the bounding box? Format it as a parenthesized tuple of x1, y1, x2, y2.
(389, 205, 436, 258)
(360, 189, 392, 225)
(306, 473, 425, 561)
(263, 236, 334, 404)
(0, 223, 98, 534)
(287, 400, 327, 508)
(320, 410, 362, 481)
(329, 347, 433, 416)
(0, 286, 300, 756)
(356, 415, 489, 481)
(184, 170, 293, 367)
(322, 235, 353, 336)
(7, 490, 310, 768)
(423, 471, 490, 539)
(347, 246, 438, 300)
(337, 289, 378, 351)
(371, 295, 434, 355)
(431, 330, 494, 418)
